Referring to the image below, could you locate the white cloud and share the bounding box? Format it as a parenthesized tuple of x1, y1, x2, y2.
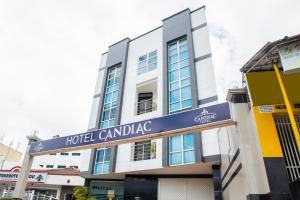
(0, 0, 299, 152)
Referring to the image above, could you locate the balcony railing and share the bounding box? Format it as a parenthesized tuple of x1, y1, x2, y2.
(136, 98, 157, 115)
(132, 141, 156, 161)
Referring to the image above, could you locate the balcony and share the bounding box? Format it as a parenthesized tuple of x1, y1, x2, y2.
(136, 98, 157, 115)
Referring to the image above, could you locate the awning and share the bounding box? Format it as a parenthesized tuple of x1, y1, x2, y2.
(241, 34, 300, 73)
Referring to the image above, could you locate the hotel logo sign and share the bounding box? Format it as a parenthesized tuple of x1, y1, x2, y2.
(194, 108, 217, 123)
(34, 142, 44, 152)
(279, 42, 300, 74)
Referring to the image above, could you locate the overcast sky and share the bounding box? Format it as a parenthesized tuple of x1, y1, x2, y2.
(0, 0, 299, 152)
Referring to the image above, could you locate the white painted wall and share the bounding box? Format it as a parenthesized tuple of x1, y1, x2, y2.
(221, 103, 271, 200)
(201, 128, 220, 156)
(120, 27, 163, 124)
(192, 27, 211, 58)
(88, 97, 100, 129)
(191, 8, 207, 28)
(115, 139, 162, 173)
(80, 149, 92, 171)
(94, 69, 105, 96)
(195, 58, 217, 101)
(31, 151, 86, 170)
(191, 8, 217, 103)
(46, 174, 84, 186)
(115, 28, 164, 172)
(87, 53, 107, 130)
(99, 53, 107, 69)
(85, 8, 221, 174)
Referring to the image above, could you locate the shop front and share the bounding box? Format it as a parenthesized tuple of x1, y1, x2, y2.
(240, 34, 300, 200)
(0, 166, 84, 200)
(89, 180, 124, 200)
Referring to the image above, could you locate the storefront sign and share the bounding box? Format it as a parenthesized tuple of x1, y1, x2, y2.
(279, 42, 300, 74)
(29, 102, 232, 155)
(0, 171, 47, 183)
(259, 105, 274, 113)
(90, 181, 124, 196)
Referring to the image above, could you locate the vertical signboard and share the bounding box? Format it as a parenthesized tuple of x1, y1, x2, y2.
(279, 42, 300, 74)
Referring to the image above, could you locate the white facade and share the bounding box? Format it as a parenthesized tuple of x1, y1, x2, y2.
(85, 6, 219, 173)
(32, 149, 90, 171)
(82, 6, 222, 200)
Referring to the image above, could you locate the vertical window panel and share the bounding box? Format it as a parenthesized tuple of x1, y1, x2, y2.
(137, 50, 157, 75)
(169, 133, 195, 166)
(170, 135, 182, 152)
(168, 38, 192, 113)
(94, 147, 111, 174)
(100, 65, 121, 129)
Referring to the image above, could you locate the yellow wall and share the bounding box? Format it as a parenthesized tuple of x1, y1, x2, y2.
(252, 107, 283, 157)
(246, 71, 300, 106)
(0, 143, 22, 162)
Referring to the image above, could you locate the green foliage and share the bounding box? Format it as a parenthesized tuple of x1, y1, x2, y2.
(73, 186, 95, 200)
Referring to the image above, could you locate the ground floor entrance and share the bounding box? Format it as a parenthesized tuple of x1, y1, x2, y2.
(87, 177, 214, 200)
(89, 180, 124, 200)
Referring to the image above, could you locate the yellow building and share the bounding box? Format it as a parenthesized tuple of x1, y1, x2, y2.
(240, 34, 300, 199)
(0, 143, 22, 168)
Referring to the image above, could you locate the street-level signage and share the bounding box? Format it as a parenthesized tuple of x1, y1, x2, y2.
(0, 171, 47, 183)
(279, 42, 300, 74)
(29, 102, 232, 155)
(90, 181, 124, 196)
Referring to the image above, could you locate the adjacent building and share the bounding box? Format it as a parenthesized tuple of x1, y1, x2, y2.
(0, 142, 22, 170)
(0, 166, 84, 200)
(81, 6, 221, 200)
(235, 34, 300, 200)
(217, 34, 300, 200)
(31, 150, 87, 170)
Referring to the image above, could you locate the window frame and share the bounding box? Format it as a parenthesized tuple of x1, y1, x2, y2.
(169, 133, 195, 166)
(167, 38, 192, 114)
(100, 65, 121, 129)
(94, 147, 111, 174)
(137, 50, 157, 75)
(133, 140, 156, 161)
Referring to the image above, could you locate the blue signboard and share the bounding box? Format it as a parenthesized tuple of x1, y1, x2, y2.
(29, 102, 231, 154)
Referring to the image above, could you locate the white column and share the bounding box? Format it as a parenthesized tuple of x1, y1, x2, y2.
(13, 135, 40, 199)
(12, 147, 34, 198)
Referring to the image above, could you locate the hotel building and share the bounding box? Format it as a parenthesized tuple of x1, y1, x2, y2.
(81, 6, 221, 200)
(14, 6, 300, 200)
